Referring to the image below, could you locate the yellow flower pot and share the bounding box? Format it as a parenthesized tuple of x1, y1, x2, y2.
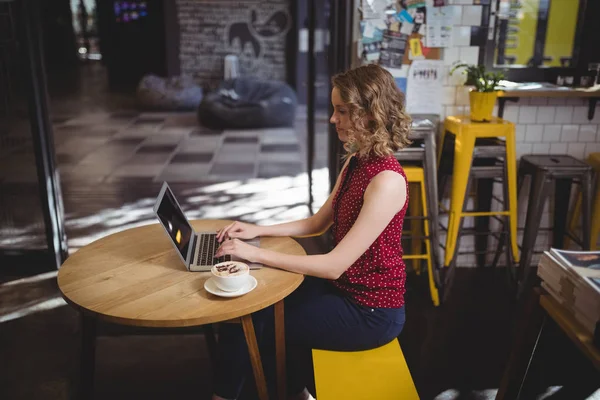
(469, 90, 498, 122)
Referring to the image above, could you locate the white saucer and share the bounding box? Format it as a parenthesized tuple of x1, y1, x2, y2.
(204, 275, 257, 298)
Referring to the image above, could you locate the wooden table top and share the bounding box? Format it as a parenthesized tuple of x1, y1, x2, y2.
(57, 219, 305, 328)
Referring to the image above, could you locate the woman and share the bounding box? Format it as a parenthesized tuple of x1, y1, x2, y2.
(212, 64, 412, 400)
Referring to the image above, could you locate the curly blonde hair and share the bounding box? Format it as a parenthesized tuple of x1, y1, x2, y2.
(332, 64, 411, 158)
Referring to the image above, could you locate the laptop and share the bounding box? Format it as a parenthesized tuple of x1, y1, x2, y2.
(153, 182, 262, 272)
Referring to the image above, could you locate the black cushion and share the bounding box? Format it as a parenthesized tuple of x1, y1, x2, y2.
(198, 78, 297, 129)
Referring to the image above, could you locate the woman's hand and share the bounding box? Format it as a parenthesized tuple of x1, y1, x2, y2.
(217, 221, 261, 242)
(215, 239, 262, 264)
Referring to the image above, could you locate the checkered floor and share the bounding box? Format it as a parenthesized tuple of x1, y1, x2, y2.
(0, 109, 329, 184)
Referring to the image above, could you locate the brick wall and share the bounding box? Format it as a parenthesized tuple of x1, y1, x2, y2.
(176, 0, 291, 89)
(438, 0, 600, 267)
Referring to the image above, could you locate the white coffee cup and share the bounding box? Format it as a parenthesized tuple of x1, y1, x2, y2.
(211, 261, 250, 292)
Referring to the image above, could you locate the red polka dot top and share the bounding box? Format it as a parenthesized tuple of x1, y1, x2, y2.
(331, 154, 408, 308)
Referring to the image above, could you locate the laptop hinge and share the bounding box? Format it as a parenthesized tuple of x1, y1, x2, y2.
(188, 234, 197, 269)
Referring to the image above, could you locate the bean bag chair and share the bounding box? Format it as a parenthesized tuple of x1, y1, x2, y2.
(197, 78, 297, 129)
(137, 74, 203, 111)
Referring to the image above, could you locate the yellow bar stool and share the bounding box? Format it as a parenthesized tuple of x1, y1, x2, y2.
(437, 116, 519, 268)
(403, 166, 439, 306)
(567, 152, 600, 250)
(312, 339, 420, 400)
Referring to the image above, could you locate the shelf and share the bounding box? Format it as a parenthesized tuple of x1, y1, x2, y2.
(496, 84, 600, 120)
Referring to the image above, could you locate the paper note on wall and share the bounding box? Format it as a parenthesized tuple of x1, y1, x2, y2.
(362, 0, 388, 19)
(405, 60, 443, 115)
(400, 22, 414, 35)
(384, 65, 409, 94)
(378, 31, 408, 68)
(397, 9, 414, 24)
(406, 0, 426, 8)
(426, 6, 453, 47)
(409, 38, 424, 59)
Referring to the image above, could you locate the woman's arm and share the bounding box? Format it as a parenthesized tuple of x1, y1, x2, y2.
(219, 170, 407, 279)
(257, 156, 353, 238)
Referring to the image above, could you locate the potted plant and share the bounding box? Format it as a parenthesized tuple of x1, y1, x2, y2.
(450, 63, 504, 122)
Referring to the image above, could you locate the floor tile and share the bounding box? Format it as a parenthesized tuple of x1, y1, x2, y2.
(157, 163, 212, 182)
(179, 136, 222, 153)
(214, 150, 257, 164)
(63, 112, 111, 125)
(261, 143, 300, 153)
(192, 127, 224, 136)
(224, 136, 258, 144)
(137, 144, 178, 154)
(159, 127, 194, 135)
(58, 164, 113, 181)
(78, 147, 138, 166)
(124, 153, 172, 165)
(219, 143, 258, 154)
(140, 133, 185, 145)
(261, 134, 299, 145)
(134, 116, 165, 124)
(258, 152, 302, 163)
(56, 153, 85, 165)
(258, 162, 303, 178)
(262, 127, 296, 137)
(109, 164, 166, 178)
(210, 163, 255, 177)
(112, 129, 157, 139)
(55, 137, 110, 156)
(109, 138, 146, 147)
(83, 126, 119, 137)
(170, 153, 213, 163)
(51, 116, 70, 124)
(110, 111, 139, 120)
(222, 129, 265, 138)
(163, 113, 198, 128)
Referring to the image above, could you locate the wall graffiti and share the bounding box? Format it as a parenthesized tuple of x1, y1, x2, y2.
(177, 1, 290, 88)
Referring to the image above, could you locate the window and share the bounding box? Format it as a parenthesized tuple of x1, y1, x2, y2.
(494, 0, 583, 68)
(483, 0, 600, 83)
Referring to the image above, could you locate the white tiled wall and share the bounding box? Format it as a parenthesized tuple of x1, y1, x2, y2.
(438, 1, 600, 267)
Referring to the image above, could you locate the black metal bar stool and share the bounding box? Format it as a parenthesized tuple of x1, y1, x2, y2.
(395, 115, 441, 289)
(513, 154, 593, 296)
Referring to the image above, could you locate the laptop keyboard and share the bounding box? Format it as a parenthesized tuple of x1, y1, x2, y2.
(195, 233, 231, 266)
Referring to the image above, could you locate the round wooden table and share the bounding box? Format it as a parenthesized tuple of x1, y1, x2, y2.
(58, 219, 305, 400)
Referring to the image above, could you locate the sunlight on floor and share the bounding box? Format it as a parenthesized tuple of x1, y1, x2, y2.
(65, 169, 329, 251)
(0, 296, 66, 324)
(434, 387, 600, 400)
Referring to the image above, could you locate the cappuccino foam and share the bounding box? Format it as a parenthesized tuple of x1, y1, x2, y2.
(212, 262, 248, 277)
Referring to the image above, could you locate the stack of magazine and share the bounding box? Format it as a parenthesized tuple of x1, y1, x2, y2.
(537, 248, 600, 340)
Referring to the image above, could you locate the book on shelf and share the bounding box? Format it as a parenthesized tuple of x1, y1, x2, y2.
(537, 249, 600, 336)
(548, 248, 600, 299)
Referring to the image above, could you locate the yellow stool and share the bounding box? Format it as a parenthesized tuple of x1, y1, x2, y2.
(404, 166, 439, 306)
(567, 152, 600, 250)
(438, 116, 520, 267)
(312, 339, 420, 400)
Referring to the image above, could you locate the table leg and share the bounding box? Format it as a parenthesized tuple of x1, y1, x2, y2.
(79, 313, 96, 400)
(496, 290, 546, 400)
(274, 300, 286, 400)
(241, 314, 269, 400)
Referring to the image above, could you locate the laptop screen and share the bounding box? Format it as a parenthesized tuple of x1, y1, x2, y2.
(156, 186, 193, 263)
